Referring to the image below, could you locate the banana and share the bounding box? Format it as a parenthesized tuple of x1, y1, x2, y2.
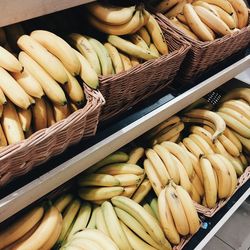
(153, 144, 180, 184)
(158, 188, 180, 244)
(221, 100, 250, 120)
(190, 183, 202, 204)
(13, 205, 60, 250)
(223, 127, 242, 153)
(0, 206, 44, 249)
(183, 4, 214, 41)
(239, 153, 248, 168)
(72, 229, 119, 250)
(165, 183, 190, 236)
(0, 124, 7, 146)
(199, 0, 234, 14)
(54, 193, 74, 213)
(86, 3, 136, 25)
(183, 137, 205, 158)
(137, 27, 151, 46)
(169, 17, 200, 40)
(73, 49, 99, 89)
(182, 116, 215, 129)
(146, 13, 169, 55)
(17, 108, 32, 132)
(0, 45, 23, 72)
(130, 34, 149, 50)
(200, 157, 217, 208)
(121, 185, 137, 198)
(18, 52, 67, 105)
(87, 206, 99, 229)
(115, 174, 141, 186)
(53, 103, 70, 122)
(219, 107, 250, 129)
(108, 35, 157, 60)
(217, 112, 250, 138)
(220, 88, 250, 104)
(68, 238, 103, 250)
(143, 203, 155, 218)
(78, 173, 120, 187)
(104, 42, 124, 74)
(207, 154, 232, 199)
(171, 154, 192, 194)
(87, 10, 142, 36)
(32, 97, 47, 131)
(176, 13, 188, 23)
(63, 68, 84, 105)
(192, 1, 219, 16)
(169, 133, 180, 143)
(191, 172, 205, 197)
(217, 154, 237, 196)
(69, 102, 78, 113)
(149, 198, 160, 221)
(129, 56, 140, 67)
(92, 151, 129, 170)
(102, 201, 132, 250)
(95, 207, 110, 235)
(161, 141, 194, 178)
(45, 100, 56, 127)
(70, 33, 100, 73)
(234, 131, 250, 152)
(227, 0, 248, 28)
(79, 186, 124, 201)
(111, 196, 171, 248)
(146, 148, 170, 186)
(97, 162, 144, 175)
(155, 0, 180, 13)
(2, 101, 25, 144)
(174, 184, 200, 235)
(17, 35, 68, 84)
(153, 122, 185, 144)
(149, 43, 160, 57)
(210, 5, 236, 29)
(131, 178, 152, 203)
(127, 147, 144, 164)
(0, 88, 6, 105)
(189, 133, 214, 155)
(119, 53, 133, 71)
(165, 0, 188, 18)
(144, 159, 164, 196)
(185, 109, 226, 141)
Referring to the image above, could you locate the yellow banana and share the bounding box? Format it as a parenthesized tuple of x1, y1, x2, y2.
(149, 43, 160, 57)
(19, 52, 67, 105)
(239, 153, 248, 168)
(53, 103, 70, 122)
(97, 163, 144, 175)
(176, 13, 188, 23)
(183, 137, 205, 158)
(130, 34, 149, 50)
(131, 178, 152, 203)
(199, 0, 234, 14)
(137, 27, 151, 46)
(190, 183, 202, 204)
(143, 203, 155, 218)
(191, 172, 205, 197)
(0, 124, 7, 146)
(86, 205, 99, 229)
(67, 238, 103, 250)
(45, 100, 56, 127)
(155, 0, 180, 13)
(234, 131, 250, 152)
(127, 147, 144, 164)
(17, 108, 32, 132)
(0, 88, 6, 105)
(95, 207, 110, 235)
(220, 88, 250, 104)
(189, 133, 215, 155)
(32, 97, 47, 131)
(192, 1, 219, 16)
(122, 185, 138, 198)
(130, 56, 140, 67)
(223, 127, 243, 153)
(165, 0, 188, 18)
(149, 198, 160, 221)
(54, 193, 74, 213)
(17, 35, 68, 84)
(119, 53, 133, 71)
(114, 174, 141, 187)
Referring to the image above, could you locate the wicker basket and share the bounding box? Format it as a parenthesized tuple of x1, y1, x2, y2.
(99, 16, 191, 121)
(0, 86, 105, 187)
(157, 11, 250, 84)
(194, 166, 250, 217)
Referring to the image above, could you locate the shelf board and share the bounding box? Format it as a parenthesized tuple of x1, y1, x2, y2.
(0, 55, 249, 223)
(0, 0, 95, 28)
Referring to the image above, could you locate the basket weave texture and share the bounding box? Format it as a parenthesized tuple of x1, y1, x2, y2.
(157, 11, 250, 84)
(0, 86, 105, 187)
(194, 166, 250, 217)
(99, 16, 191, 121)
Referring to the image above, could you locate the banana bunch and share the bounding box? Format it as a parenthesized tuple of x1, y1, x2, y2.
(78, 150, 149, 204)
(154, 0, 249, 41)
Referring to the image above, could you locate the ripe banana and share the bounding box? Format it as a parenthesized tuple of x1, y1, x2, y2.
(0, 88, 6, 105)
(115, 174, 141, 187)
(130, 34, 149, 50)
(155, 0, 180, 13)
(192, 1, 219, 16)
(74, 49, 99, 89)
(169, 133, 180, 143)
(146, 13, 169, 55)
(17, 108, 32, 132)
(200, 157, 217, 208)
(17, 35, 68, 84)
(111, 196, 171, 248)
(95, 207, 110, 235)
(146, 148, 170, 186)
(183, 4, 214, 41)
(0, 206, 44, 249)
(217, 111, 250, 138)
(190, 183, 202, 204)
(227, 0, 248, 28)
(68, 237, 103, 250)
(149, 198, 160, 221)
(234, 131, 250, 152)
(0, 124, 7, 146)
(54, 193, 74, 213)
(158, 188, 180, 244)
(78, 173, 120, 187)
(189, 133, 214, 155)
(191, 172, 205, 197)
(131, 178, 152, 203)
(122, 185, 138, 198)
(144, 159, 164, 196)
(199, 0, 234, 14)
(19, 52, 67, 105)
(174, 184, 200, 235)
(32, 97, 47, 131)
(137, 27, 151, 46)
(183, 137, 205, 158)
(149, 43, 160, 57)
(79, 186, 124, 201)
(104, 42, 124, 74)
(0, 45, 22, 72)
(220, 88, 250, 104)
(119, 53, 133, 71)
(45, 100, 56, 127)
(86, 3, 136, 25)
(87, 206, 99, 229)
(97, 162, 144, 175)
(142, 203, 155, 218)
(153, 144, 180, 184)
(127, 147, 144, 164)
(223, 127, 242, 153)
(30, 30, 80, 76)
(184, 109, 226, 141)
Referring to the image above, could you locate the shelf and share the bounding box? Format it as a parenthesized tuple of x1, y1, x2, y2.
(0, 0, 95, 28)
(0, 55, 249, 223)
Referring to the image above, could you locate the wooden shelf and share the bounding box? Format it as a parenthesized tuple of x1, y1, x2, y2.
(0, 0, 95, 28)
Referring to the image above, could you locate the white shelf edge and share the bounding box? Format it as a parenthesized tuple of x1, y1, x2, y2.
(194, 187, 250, 250)
(0, 55, 249, 223)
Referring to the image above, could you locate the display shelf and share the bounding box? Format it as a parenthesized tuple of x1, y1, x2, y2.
(0, 55, 249, 223)
(183, 180, 250, 250)
(0, 0, 95, 28)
